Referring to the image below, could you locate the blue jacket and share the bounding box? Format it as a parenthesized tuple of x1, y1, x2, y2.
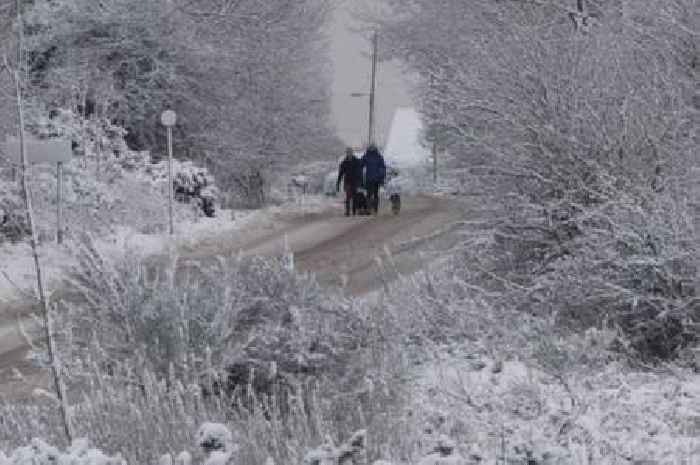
(362, 147, 386, 184)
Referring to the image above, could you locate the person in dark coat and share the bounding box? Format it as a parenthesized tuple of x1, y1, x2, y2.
(361, 144, 386, 214)
(336, 147, 363, 216)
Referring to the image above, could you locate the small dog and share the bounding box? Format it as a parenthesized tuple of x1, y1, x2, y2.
(390, 193, 401, 215)
(354, 190, 371, 215)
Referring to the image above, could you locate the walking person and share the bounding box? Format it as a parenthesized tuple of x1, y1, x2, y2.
(336, 147, 362, 216)
(361, 144, 386, 215)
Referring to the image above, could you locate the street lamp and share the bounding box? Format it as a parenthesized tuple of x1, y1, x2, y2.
(161, 109, 176, 235)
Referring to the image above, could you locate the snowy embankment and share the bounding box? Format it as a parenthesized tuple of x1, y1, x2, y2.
(0, 211, 244, 306)
(410, 349, 700, 463)
(0, 194, 333, 307)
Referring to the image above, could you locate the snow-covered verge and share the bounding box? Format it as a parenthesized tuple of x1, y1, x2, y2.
(0, 192, 336, 304)
(408, 349, 700, 463)
(0, 208, 256, 305)
(3, 359, 696, 465)
(374, 262, 700, 464)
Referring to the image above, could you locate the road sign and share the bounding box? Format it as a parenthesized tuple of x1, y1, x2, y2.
(161, 110, 177, 127)
(5, 136, 72, 164)
(4, 136, 72, 243)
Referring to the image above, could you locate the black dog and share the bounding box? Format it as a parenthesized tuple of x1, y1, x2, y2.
(354, 191, 371, 215)
(390, 193, 401, 215)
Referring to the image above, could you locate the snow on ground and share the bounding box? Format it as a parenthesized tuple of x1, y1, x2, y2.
(0, 241, 70, 307)
(409, 348, 700, 463)
(0, 437, 124, 465)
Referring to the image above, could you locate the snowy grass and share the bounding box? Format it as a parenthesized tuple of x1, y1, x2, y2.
(377, 264, 700, 464)
(3, 251, 698, 464)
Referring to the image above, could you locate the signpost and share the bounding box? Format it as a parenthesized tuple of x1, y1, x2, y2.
(4, 136, 72, 243)
(161, 110, 176, 235)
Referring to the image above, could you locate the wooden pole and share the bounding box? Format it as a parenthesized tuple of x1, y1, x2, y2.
(368, 32, 378, 146)
(15, 0, 72, 442)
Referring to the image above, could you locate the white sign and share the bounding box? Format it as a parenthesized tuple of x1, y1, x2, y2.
(161, 110, 177, 127)
(4, 136, 72, 164)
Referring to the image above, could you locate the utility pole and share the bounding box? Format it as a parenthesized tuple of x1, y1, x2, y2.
(367, 31, 378, 146)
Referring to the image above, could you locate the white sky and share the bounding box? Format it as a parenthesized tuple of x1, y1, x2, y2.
(328, 0, 413, 149)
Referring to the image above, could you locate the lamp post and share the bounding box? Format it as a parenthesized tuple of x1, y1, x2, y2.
(161, 109, 176, 235)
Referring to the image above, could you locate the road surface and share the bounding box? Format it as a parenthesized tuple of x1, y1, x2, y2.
(0, 194, 468, 399)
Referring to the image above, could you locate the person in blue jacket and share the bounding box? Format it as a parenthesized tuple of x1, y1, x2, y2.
(361, 144, 386, 214)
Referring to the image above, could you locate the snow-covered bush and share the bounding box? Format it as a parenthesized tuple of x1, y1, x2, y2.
(51, 240, 372, 402)
(195, 423, 237, 465)
(376, 0, 699, 361)
(147, 159, 218, 218)
(372, 259, 700, 464)
(303, 430, 366, 465)
(0, 438, 124, 465)
(0, 179, 28, 243)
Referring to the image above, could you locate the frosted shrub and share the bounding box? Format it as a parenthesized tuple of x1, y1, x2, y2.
(196, 423, 237, 465)
(0, 438, 124, 465)
(482, 181, 699, 361)
(304, 430, 366, 465)
(376, 0, 698, 362)
(53, 240, 371, 399)
(148, 159, 218, 218)
(0, 179, 28, 243)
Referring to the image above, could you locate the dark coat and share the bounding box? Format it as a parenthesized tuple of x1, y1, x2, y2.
(362, 147, 386, 184)
(337, 156, 363, 191)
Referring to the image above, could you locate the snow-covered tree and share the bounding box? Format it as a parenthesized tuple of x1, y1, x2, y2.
(3, 0, 338, 205)
(375, 0, 699, 359)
